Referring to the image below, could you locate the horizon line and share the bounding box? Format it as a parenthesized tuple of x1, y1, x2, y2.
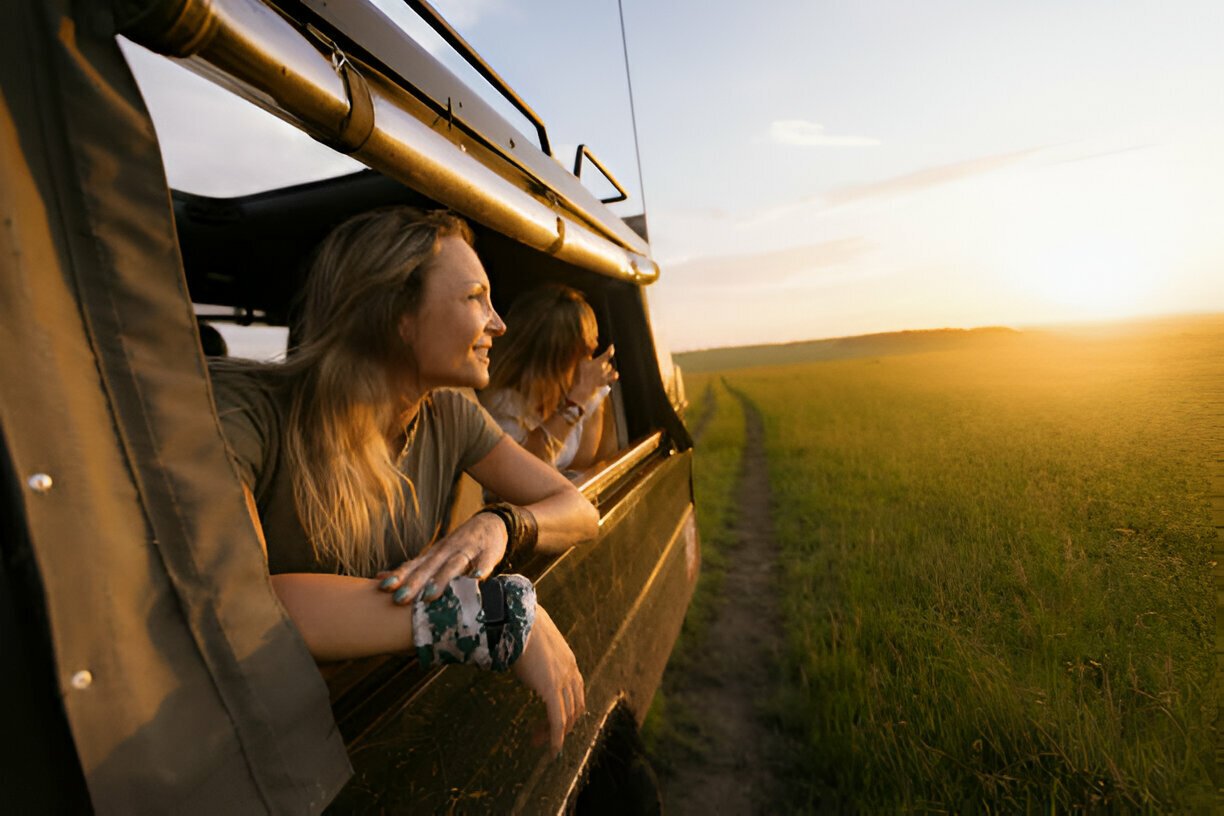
(671, 310, 1223, 356)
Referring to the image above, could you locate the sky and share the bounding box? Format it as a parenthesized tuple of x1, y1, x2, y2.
(123, 0, 1224, 352)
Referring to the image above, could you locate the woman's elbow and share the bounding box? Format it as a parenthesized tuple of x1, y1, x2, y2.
(573, 488, 599, 539)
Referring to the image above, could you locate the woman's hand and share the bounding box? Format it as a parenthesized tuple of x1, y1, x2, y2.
(512, 605, 585, 753)
(566, 345, 617, 407)
(378, 512, 507, 603)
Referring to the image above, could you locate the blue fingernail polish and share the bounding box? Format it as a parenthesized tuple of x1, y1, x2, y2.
(380, 576, 398, 590)
(472, 569, 486, 580)
(393, 586, 411, 604)
(423, 581, 437, 597)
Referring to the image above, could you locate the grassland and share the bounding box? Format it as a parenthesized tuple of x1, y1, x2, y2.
(676, 317, 1220, 812)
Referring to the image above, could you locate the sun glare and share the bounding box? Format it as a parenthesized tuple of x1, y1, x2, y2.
(1006, 235, 1161, 318)
(973, 151, 1197, 324)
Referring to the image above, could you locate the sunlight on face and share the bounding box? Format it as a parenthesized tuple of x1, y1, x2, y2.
(1009, 235, 1158, 317)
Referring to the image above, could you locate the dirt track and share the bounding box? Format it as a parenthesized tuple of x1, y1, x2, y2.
(660, 387, 789, 815)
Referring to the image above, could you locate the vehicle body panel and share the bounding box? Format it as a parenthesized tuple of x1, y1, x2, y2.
(327, 449, 695, 813)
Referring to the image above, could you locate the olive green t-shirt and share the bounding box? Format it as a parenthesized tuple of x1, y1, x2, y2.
(209, 364, 504, 575)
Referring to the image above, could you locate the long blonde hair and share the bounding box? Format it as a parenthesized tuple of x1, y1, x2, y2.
(283, 206, 473, 576)
(486, 284, 598, 416)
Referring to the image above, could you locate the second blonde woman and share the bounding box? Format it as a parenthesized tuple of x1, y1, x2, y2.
(480, 284, 618, 473)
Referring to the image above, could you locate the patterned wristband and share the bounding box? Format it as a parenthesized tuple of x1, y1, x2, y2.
(487, 575, 535, 671)
(412, 575, 536, 672)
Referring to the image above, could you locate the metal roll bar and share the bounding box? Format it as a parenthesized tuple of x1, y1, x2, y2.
(120, 0, 658, 284)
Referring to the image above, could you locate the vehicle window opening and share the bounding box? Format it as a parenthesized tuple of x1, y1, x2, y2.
(119, 37, 364, 198)
(192, 307, 290, 362)
(175, 167, 644, 452)
(175, 168, 655, 530)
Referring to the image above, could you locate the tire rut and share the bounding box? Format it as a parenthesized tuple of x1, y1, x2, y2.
(660, 384, 787, 815)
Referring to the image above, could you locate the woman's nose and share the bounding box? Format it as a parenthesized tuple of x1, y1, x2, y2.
(488, 307, 507, 336)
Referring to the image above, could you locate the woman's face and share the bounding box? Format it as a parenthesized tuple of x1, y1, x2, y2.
(399, 235, 505, 392)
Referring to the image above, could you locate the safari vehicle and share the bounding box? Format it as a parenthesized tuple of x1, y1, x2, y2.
(0, 0, 696, 812)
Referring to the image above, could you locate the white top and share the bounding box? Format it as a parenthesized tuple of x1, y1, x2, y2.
(481, 385, 611, 471)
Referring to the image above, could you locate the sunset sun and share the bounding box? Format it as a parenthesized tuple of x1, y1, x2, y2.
(1008, 235, 1158, 317)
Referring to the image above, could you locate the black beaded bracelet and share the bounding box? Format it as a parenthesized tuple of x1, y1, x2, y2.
(480, 501, 539, 573)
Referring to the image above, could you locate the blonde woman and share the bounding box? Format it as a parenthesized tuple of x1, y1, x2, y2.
(480, 285, 618, 473)
(209, 208, 594, 751)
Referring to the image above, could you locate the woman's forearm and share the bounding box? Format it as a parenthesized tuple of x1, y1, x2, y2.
(271, 573, 415, 662)
(570, 401, 604, 471)
(519, 483, 597, 555)
(465, 437, 599, 565)
(467, 437, 598, 557)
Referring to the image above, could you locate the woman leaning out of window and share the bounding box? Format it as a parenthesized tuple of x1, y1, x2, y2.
(209, 208, 596, 751)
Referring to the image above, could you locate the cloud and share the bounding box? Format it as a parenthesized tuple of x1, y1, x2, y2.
(825, 147, 1041, 205)
(1044, 143, 1154, 167)
(666, 237, 872, 287)
(740, 146, 1044, 228)
(769, 120, 881, 147)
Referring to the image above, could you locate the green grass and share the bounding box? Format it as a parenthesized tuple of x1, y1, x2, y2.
(643, 374, 746, 768)
(723, 321, 1219, 812)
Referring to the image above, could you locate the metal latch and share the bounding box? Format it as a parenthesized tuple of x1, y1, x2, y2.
(305, 24, 375, 154)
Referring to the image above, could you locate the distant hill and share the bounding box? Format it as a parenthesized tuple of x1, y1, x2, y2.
(674, 327, 1023, 373)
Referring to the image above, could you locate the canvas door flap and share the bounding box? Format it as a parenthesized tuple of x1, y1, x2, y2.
(0, 1, 350, 811)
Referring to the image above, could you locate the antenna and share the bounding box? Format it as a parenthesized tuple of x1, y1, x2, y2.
(617, 0, 648, 221)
